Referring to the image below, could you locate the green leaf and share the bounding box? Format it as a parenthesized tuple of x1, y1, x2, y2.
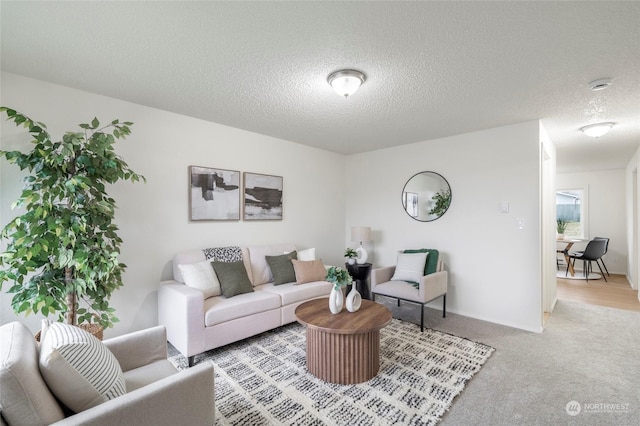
(91, 117, 99, 128)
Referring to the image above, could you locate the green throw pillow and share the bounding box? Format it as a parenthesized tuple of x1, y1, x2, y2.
(403, 249, 439, 275)
(211, 261, 254, 298)
(266, 251, 298, 285)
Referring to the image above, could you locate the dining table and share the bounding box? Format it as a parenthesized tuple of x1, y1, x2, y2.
(557, 238, 583, 276)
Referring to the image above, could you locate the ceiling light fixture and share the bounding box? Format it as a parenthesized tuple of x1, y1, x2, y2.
(588, 78, 612, 91)
(580, 122, 615, 138)
(328, 69, 366, 98)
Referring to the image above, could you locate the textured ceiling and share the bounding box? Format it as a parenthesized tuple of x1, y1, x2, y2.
(1, 1, 639, 173)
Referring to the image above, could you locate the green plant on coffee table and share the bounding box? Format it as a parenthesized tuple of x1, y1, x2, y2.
(344, 248, 358, 259)
(325, 266, 353, 291)
(0, 107, 145, 329)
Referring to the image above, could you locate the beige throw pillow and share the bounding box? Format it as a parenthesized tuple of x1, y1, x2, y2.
(291, 259, 326, 284)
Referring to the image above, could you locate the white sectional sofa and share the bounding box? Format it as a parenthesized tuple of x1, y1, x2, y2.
(158, 243, 332, 366)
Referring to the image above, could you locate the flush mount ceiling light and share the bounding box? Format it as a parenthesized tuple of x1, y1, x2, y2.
(328, 69, 366, 98)
(580, 122, 615, 138)
(588, 78, 612, 91)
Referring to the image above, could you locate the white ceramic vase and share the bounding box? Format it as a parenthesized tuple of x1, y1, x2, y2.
(346, 283, 362, 312)
(329, 287, 344, 314)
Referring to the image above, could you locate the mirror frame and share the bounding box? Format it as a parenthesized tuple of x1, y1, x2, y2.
(401, 171, 452, 222)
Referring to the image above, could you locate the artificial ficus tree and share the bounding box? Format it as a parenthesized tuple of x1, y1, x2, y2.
(0, 107, 145, 328)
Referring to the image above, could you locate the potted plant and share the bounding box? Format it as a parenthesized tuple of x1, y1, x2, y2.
(324, 266, 353, 314)
(557, 219, 568, 239)
(0, 107, 145, 333)
(344, 248, 358, 265)
(325, 266, 353, 291)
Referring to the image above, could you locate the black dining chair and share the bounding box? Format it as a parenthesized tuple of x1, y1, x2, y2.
(571, 237, 610, 277)
(566, 238, 608, 283)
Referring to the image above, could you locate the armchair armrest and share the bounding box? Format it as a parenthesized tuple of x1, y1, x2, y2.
(371, 266, 395, 292)
(104, 326, 168, 373)
(419, 270, 448, 302)
(51, 362, 215, 426)
(158, 281, 206, 359)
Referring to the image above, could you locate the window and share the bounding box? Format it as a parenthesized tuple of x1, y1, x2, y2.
(556, 188, 588, 239)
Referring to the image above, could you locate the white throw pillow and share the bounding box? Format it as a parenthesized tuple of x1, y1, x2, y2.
(39, 320, 126, 413)
(178, 260, 222, 299)
(390, 252, 429, 284)
(178, 261, 221, 298)
(295, 248, 316, 261)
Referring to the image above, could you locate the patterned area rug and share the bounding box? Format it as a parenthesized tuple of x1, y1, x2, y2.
(168, 319, 495, 425)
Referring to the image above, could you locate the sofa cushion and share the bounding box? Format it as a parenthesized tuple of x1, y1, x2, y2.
(403, 249, 439, 275)
(390, 252, 428, 284)
(178, 261, 221, 298)
(247, 243, 296, 286)
(0, 322, 65, 426)
(259, 281, 332, 305)
(297, 247, 316, 261)
(39, 321, 126, 413)
(292, 259, 327, 284)
(212, 260, 254, 298)
(204, 290, 281, 327)
(266, 251, 297, 285)
(122, 359, 178, 393)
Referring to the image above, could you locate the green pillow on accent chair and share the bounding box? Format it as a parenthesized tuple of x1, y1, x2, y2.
(403, 249, 439, 275)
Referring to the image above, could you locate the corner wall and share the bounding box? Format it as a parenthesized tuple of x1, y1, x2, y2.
(345, 121, 544, 332)
(0, 73, 346, 337)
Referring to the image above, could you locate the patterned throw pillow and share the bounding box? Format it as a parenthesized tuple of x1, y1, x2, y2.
(39, 320, 126, 413)
(203, 246, 243, 262)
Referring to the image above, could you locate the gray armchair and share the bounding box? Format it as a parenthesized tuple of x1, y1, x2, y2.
(371, 255, 447, 332)
(0, 322, 215, 426)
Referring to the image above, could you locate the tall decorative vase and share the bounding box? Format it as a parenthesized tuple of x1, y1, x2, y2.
(329, 287, 344, 314)
(346, 283, 362, 312)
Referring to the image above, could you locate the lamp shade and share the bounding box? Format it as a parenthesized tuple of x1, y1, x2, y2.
(351, 226, 371, 243)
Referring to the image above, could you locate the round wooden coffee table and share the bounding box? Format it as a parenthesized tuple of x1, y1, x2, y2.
(295, 298, 392, 384)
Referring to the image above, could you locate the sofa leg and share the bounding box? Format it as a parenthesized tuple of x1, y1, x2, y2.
(397, 299, 401, 307)
(188, 356, 195, 367)
(442, 294, 447, 318)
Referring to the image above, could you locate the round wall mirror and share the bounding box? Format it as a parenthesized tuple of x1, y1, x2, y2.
(402, 171, 452, 222)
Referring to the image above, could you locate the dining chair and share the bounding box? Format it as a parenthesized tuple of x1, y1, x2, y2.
(566, 238, 608, 283)
(571, 237, 610, 277)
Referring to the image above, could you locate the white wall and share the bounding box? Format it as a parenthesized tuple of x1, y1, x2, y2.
(346, 121, 544, 332)
(0, 73, 346, 337)
(556, 169, 628, 275)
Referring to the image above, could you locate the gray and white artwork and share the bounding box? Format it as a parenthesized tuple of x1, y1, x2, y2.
(189, 166, 240, 221)
(243, 173, 283, 220)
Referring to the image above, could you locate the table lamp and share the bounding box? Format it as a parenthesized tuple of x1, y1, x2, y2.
(351, 226, 371, 264)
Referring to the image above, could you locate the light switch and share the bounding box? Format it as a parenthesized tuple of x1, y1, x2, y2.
(499, 201, 510, 213)
(516, 218, 525, 229)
